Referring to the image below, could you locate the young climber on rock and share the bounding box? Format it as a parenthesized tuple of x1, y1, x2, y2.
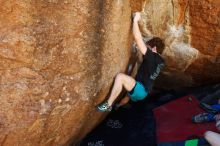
(97, 12, 165, 112)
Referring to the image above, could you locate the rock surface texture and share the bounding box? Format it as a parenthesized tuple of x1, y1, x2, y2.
(140, 0, 220, 89)
(0, 0, 219, 145)
(0, 0, 131, 145)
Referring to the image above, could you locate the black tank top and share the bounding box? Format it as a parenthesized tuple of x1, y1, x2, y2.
(135, 49, 165, 91)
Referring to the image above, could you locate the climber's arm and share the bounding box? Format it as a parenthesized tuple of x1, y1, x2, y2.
(133, 12, 147, 55)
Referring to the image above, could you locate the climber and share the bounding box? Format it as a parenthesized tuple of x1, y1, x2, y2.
(96, 12, 165, 112)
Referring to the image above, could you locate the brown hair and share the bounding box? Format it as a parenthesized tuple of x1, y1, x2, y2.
(146, 37, 165, 54)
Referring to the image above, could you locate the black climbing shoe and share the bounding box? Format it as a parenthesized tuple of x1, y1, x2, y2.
(113, 103, 132, 111)
(97, 101, 112, 112)
(113, 103, 120, 111)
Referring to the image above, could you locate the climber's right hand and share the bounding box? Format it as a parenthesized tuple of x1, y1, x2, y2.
(133, 12, 141, 23)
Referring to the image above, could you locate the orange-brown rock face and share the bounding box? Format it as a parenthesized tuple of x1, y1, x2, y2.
(140, 0, 220, 89)
(0, 0, 132, 145)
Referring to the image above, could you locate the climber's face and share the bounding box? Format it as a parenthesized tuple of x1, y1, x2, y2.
(151, 46, 157, 53)
(147, 44, 157, 53)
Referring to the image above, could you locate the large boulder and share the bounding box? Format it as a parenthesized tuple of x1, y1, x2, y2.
(0, 0, 132, 145)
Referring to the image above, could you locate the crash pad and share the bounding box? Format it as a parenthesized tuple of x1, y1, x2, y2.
(153, 95, 218, 144)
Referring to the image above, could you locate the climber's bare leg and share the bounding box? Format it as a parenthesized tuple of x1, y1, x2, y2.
(107, 73, 135, 106)
(117, 96, 130, 107)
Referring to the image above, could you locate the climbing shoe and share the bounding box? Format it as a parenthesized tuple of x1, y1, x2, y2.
(97, 101, 112, 112)
(113, 103, 120, 111)
(200, 102, 219, 114)
(192, 113, 213, 123)
(113, 103, 132, 111)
